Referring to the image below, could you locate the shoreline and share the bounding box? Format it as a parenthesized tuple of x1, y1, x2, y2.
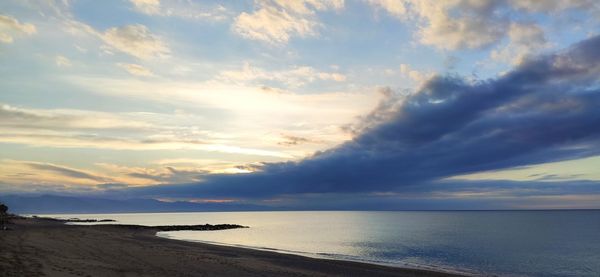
(0, 216, 472, 277)
(155, 232, 479, 276)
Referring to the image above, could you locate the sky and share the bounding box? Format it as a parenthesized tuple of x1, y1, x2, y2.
(1, 0, 600, 210)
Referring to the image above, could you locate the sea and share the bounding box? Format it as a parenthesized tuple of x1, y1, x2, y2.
(39, 210, 600, 277)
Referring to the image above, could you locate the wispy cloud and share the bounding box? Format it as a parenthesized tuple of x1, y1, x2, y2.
(0, 104, 152, 130)
(128, 0, 230, 21)
(0, 104, 294, 158)
(218, 62, 346, 87)
(233, 0, 344, 44)
(26, 162, 111, 183)
(278, 134, 325, 147)
(117, 63, 155, 77)
(0, 158, 261, 192)
(21, 1, 170, 60)
(0, 160, 115, 188)
(55, 55, 72, 67)
(0, 14, 36, 43)
(129, 0, 161, 15)
(102, 24, 170, 59)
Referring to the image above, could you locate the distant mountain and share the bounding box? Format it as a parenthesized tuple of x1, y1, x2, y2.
(0, 194, 274, 214)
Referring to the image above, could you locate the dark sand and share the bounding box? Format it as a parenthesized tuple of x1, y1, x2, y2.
(0, 217, 470, 277)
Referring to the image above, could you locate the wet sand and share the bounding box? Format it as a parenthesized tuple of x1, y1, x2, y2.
(0, 217, 469, 277)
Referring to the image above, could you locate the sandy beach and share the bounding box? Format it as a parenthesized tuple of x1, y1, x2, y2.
(0, 217, 469, 277)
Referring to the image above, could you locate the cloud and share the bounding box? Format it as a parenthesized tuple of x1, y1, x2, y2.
(368, 0, 508, 50)
(121, 34, 600, 200)
(117, 63, 154, 77)
(366, 1, 600, 51)
(450, 155, 600, 182)
(509, 0, 599, 13)
(399, 63, 433, 84)
(12, 2, 170, 60)
(2, 61, 379, 159)
(0, 104, 292, 157)
(491, 23, 550, 65)
(415, 1, 507, 50)
(130, 0, 161, 15)
(0, 158, 261, 192)
(101, 24, 170, 59)
(232, 0, 344, 44)
(129, 0, 229, 20)
(278, 134, 324, 146)
(318, 72, 346, 82)
(233, 6, 316, 44)
(129, 167, 207, 183)
(0, 104, 152, 130)
(152, 159, 262, 174)
(367, 0, 407, 17)
(218, 62, 347, 87)
(63, 77, 377, 152)
(0, 131, 292, 158)
(0, 159, 117, 189)
(341, 87, 404, 135)
(0, 14, 36, 43)
(55, 55, 72, 67)
(26, 162, 111, 183)
(96, 163, 209, 184)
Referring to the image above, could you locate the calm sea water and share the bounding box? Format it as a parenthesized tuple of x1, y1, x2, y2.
(41, 210, 600, 276)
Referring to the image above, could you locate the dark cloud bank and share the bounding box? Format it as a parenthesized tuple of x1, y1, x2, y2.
(108, 35, 600, 209)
